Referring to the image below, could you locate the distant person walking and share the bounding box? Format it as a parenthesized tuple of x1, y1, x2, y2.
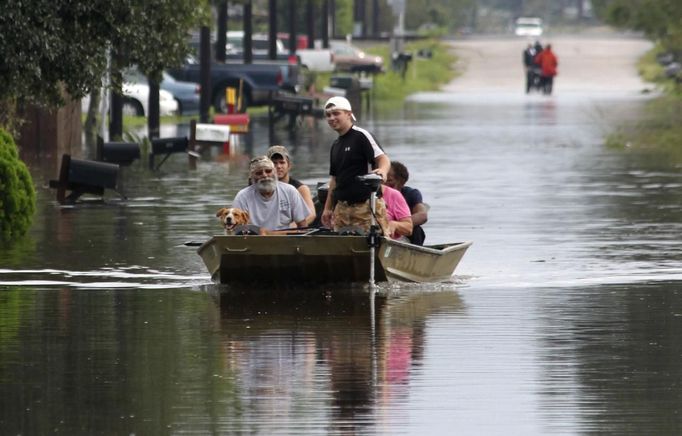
(523, 43, 539, 93)
(534, 44, 558, 95)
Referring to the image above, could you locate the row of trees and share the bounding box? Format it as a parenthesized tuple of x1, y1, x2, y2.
(592, 0, 682, 59)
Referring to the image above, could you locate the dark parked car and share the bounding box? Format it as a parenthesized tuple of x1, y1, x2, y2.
(124, 68, 200, 115)
(160, 72, 200, 115)
(167, 58, 300, 111)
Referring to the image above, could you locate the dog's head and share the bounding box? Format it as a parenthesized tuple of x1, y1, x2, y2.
(216, 207, 250, 234)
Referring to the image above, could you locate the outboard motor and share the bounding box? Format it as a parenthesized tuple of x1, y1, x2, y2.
(356, 173, 383, 287)
(312, 182, 329, 228)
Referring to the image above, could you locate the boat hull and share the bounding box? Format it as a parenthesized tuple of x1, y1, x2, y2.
(197, 235, 471, 285)
(378, 239, 472, 283)
(198, 235, 387, 284)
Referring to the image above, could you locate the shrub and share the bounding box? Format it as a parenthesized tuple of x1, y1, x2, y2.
(0, 129, 36, 245)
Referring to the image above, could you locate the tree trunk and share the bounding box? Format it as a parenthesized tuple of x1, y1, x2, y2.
(84, 88, 101, 149)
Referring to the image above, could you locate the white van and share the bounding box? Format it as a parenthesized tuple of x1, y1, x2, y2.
(514, 17, 543, 37)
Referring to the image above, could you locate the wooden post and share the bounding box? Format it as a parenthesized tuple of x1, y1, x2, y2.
(216, 1, 228, 62)
(321, 0, 329, 48)
(268, 0, 278, 60)
(56, 154, 71, 204)
(148, 76, 160, 140)
(200, 26, 212, 122)
(244, 1, 253, 64)
(189, 119, 198, 169)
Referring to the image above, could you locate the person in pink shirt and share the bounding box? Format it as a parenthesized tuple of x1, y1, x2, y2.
(381, 185, 413, 240)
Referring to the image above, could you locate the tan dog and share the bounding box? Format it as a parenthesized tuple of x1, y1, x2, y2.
(216, 207, 250, 235)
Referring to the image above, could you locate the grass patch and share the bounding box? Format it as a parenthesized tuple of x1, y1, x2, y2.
(604, 45, 682, 162)
(636, 45, 665, 83)
(367, 39, 458, 102)
(309, 38, 457, 104)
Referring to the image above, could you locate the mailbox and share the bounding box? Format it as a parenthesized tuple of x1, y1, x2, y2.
(329, 76, 361, 91)
(151, 136, 188, 155)
(214, 113, 250, 133)
(96, 137, 140, 166)
(148, 136, 189, 170)
(195, 123, 231, 144)
(272, 94, 315, 114)
(49, 154, 120, 204)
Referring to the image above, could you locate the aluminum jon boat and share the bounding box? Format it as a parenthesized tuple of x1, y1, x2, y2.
(196, 233, 472, 285)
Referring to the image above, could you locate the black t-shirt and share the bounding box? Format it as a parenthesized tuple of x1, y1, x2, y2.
(401, 185, 426, 245)
(288, 177, 303, 189)
(329, 125, 384, 203)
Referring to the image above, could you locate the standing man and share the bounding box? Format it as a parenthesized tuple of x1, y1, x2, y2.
(534, 43, 558, 95)
(266, 145, 316, 226)
(385, 161, 428, 245)
(232, 156, 311, 230)
(321, 96, 390, 233)
(523, 43, 538, 93)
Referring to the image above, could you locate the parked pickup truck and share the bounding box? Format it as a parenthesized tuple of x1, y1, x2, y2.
(224, 32, 334, 72)
(226, 51, 334, 73)
(167, 58, 300, 111)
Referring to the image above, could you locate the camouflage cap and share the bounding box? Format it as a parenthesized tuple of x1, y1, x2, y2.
(266, 145, 291, 161)
(249, 155, 274, 174)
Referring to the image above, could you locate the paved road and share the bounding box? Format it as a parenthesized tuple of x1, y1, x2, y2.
(443, 34, 653, 94)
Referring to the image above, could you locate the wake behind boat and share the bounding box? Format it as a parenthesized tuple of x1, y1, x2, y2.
(197, 232, 471, 285)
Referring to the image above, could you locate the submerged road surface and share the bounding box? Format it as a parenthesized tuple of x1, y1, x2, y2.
(389, 34, 676, 290)
(444, 35, 652, 93)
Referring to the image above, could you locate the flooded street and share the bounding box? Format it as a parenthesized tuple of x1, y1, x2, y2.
(3, 34, 682, 434)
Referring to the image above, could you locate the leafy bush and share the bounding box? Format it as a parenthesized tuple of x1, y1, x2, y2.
(0, 129, 36, 244)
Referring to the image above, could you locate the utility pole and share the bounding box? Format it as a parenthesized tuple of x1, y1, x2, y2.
(216, 1, 227, 62)
(268, 0, 277, 59)
(387, 0, 405, 53)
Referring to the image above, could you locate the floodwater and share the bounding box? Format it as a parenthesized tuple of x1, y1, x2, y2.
(2, 35, 682, 434)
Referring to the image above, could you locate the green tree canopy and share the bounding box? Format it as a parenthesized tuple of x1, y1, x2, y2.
(405, 0, 475, 33)
(0, 0, 209, 118)
(592, 0, 682, 57)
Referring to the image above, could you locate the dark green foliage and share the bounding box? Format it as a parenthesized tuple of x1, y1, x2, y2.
(0, 0, 209, 116)
(405, 0, 475, 33)
(0, 129, 36, 245)
(592, 0, 682, 58)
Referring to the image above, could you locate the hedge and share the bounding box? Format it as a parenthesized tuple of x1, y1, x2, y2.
(0, 129, 36, 244)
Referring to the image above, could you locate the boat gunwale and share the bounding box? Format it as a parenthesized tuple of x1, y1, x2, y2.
(199, 234, 472, 253)
(381, 238, 472, 254)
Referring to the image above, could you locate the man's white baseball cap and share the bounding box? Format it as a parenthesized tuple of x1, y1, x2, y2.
(324, 96, 356, 121)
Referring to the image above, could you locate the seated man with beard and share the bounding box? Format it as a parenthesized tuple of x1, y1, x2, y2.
(232, 156, 311, 230)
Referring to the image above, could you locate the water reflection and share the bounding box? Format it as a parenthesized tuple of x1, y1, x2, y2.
(206, 286, 464, 434)
(0, 285, 464, 434)
(536, 281, 682, 434)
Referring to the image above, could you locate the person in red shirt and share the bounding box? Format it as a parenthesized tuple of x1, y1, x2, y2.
(534, 44, 558, 95)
